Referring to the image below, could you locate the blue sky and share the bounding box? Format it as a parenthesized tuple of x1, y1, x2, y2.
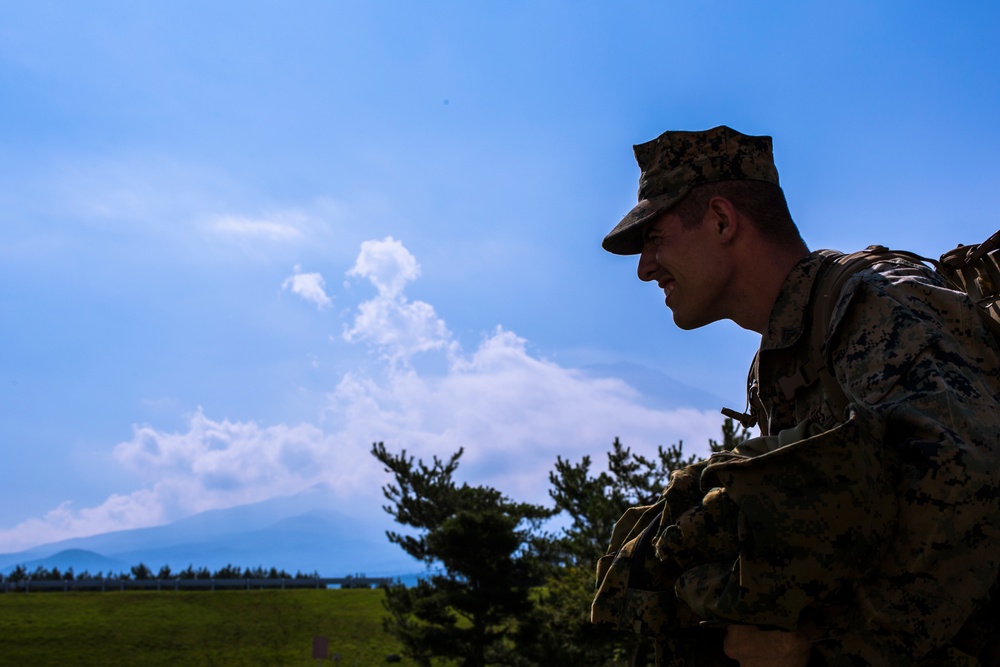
(2, 1, 999, 551)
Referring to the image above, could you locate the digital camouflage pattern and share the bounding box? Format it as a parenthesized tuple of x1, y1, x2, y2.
(602, 125, 779, 256)
(652, 407, 888, 629)
(591, 500, 689, 636)
(593, 251, 1000, 665)
(589, 488, 734, 666)
(749, 252, 1000, 664)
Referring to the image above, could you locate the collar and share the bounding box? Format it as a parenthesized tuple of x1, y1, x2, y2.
(760, 250, 831, 351)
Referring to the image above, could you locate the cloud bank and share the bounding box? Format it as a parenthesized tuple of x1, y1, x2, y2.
(0, 237, 725, 553)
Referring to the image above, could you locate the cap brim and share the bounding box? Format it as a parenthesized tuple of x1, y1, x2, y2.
(602, 191, 687, 255)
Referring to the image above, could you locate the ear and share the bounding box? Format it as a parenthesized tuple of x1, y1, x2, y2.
(706, 196, 740, 244)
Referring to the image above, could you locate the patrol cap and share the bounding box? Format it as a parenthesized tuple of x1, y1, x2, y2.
(602, 125, 779, 255)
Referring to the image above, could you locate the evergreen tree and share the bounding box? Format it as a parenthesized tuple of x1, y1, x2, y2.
(709, 416, 751, 454)
(529, 419, 751, 667)
(130, 563, 153, 580)
(372, 442, 553, 667)
(214, 564, 243, 579)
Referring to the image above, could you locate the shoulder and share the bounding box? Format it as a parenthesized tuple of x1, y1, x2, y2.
(824, 256, 1000, 406)
(827, 256, 963, 341)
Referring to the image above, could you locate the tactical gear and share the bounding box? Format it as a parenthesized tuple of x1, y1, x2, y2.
(589, 486, 732, 665)
(676, 407, 895, 630)
(591, 499, 694, 637)
(590, 459, 724, 636)
(746, 245, 1000, 664)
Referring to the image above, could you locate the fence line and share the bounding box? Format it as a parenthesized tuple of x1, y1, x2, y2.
(1, 576, 394, 593)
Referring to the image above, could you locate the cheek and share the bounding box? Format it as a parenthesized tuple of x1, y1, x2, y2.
(654, 245, 675, 267)
(699, 260, 735, 303)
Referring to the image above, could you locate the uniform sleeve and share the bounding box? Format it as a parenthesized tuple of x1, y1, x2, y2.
(818, 262, 1000, 664)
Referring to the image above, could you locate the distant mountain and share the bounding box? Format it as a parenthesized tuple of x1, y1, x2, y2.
(6, 549, 127, 576)
(0, 363, 719, 580)
(578, 361, 730, 411)
(0, 486, 422, 578)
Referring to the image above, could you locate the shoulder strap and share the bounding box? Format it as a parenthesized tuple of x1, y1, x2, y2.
(722, 252, 847, 430)
(785, 246, 936, 419)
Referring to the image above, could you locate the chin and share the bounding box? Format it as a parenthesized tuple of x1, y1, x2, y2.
(671, 312, 712, 331)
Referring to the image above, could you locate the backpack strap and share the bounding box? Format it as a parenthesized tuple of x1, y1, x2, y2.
(776, 246, 937, 420)
(722, 252, 846, 431)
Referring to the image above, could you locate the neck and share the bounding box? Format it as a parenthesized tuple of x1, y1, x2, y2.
(731, 242, 809, 334)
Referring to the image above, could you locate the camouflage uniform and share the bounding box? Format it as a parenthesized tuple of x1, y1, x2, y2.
(741, 251, 1000, 665)
(599, 125, 1000, 665)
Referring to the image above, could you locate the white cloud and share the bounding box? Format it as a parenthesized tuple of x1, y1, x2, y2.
(0, 491, 166, 554)
(344, 236, 454, 367)
(282, 265, 332, 310)
(211, 215, 303, 241)
(0, 238, 727, 552)
(325, 327, 722, 506)
(114, 409, 356, 508)
(0, 410, 359, 553)
(346, 236, 419, 298)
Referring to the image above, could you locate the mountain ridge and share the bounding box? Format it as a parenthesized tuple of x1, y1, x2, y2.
(0, 487, 417, 577)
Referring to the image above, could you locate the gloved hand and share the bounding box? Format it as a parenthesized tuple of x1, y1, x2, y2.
(659, 460, 711, 527)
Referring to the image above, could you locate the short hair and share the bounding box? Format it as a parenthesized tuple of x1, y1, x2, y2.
(671, 180, 805, 248)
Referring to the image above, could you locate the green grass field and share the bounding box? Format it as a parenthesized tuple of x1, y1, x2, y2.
(0, 588, 415, 667)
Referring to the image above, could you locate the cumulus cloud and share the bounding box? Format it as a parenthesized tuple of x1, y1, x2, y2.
(344, 237, 454, 366)
(0, 411, 352, 553)
(325, 327, 722, 505)
(114, 409, 360, 508)
(283, 265, 332, 310)
(0, 491, 168, 554)
(346, 236, 420, 298)
(0, 237, 727, 551)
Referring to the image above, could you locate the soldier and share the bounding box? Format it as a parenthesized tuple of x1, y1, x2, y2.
(599, 126, 1000, 665)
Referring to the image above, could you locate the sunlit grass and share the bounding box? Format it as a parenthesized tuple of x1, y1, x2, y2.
(0, 589, 416, 667)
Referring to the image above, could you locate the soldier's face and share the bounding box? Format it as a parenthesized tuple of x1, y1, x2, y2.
(636, 211, 731, 330)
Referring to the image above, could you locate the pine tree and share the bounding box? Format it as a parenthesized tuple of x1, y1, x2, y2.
(372, 442, 553, 667)
(130, 563, 153, 580)
(531, 418, 750, 667)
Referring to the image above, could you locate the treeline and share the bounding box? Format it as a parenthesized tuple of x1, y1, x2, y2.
(2, 563, 322, 583)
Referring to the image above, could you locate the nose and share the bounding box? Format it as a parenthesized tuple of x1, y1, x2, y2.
(637, 243, 659, 282)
